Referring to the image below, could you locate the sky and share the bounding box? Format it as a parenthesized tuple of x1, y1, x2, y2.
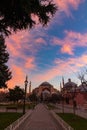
(5, 0, 87, 91)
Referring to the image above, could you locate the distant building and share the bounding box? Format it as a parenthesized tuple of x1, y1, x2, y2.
(75, 82, 87, 106)
(32, 81, 58, 101)
(63, 78, 77, 92)
(61, 78, 77, 104)
(61, 78, 87, 107)
(78, 82, 87, 92)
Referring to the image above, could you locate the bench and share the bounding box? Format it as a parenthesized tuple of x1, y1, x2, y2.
(6, 106, 17, 112)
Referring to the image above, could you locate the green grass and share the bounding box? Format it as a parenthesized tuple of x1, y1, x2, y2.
(0, 112, 23, 130)
(28, 102, 37, 109)
(57, 113, 87, 130)
(47, 103, 57, 110)
(0, 102, 37, 109)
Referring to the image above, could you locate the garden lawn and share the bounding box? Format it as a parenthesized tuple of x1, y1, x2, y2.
(0, 102, 37, 109)
(47, 103, 57, 110)
(0, 112, 23, 130)
(57, 113, 87, 130)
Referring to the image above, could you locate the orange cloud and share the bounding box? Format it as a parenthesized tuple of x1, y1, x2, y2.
(61, 44, 74, 55)
(7, 55, 36, 89)
(7, 65, 25, 88)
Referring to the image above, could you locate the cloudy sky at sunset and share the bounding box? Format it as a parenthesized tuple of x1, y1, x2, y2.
(5, 0, 87, 91)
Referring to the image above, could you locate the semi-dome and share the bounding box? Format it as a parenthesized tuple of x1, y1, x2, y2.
(39, 81, 53, 87)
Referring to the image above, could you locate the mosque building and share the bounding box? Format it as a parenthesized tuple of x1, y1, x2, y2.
(61, 78, 87, 107)
(32, 81, 58, 101)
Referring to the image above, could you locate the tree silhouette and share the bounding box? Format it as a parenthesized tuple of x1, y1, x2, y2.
(8, 86, 24, 103)
(0, 35, 12, 88)
(29, 93, 37, 102)
(0, 0, 57, 36)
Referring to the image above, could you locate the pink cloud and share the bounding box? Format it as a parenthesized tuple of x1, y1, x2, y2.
(55, 0, 84, 16)
(35, 38, 46, 45)
(65, 31, 87, 47)
(52, 30, 87, 55)
(25, 57, 36, 69)
(6, 30, 32, 56)
(6, 29, 47, 58)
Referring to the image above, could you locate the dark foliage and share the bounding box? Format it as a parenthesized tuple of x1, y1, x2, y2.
(0, 35, 12, 88)
(50, 93, 60, 103)
(8, 86, 24, 103)
(0, 0, 57, 36)
(29, 93, 37, 102)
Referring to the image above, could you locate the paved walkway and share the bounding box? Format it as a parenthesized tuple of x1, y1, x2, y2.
(16, 103, 64, 130)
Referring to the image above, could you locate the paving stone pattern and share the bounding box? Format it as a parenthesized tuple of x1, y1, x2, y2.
(16, 103, 64, 130)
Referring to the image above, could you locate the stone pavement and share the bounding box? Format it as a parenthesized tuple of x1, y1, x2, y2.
(16, 103, 64, 130)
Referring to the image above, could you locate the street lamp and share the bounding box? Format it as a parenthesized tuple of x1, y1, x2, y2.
(72, 86, 77, 115)
(23, 75, 28, 114)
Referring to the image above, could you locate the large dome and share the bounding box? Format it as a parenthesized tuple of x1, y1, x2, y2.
(39, 81, 53, 87)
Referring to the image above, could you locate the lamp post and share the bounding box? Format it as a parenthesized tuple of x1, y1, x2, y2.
(72, 86, 77, 115)
(61, 93, 64, 113)
(23, 76, 28, 114)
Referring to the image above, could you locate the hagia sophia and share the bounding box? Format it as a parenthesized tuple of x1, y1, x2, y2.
(27, 81, 59, 101)
(32, 81, 58, 101)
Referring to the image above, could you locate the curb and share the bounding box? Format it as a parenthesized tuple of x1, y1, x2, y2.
(5, 110, 32, 130)
(50, 110, 74, 130)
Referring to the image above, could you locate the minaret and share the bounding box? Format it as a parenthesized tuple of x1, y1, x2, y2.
(25, 75, 28, 95)
(29, 81, 31, 94)
(62, 76, 64, 88)
(60, 82, 62, 92)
